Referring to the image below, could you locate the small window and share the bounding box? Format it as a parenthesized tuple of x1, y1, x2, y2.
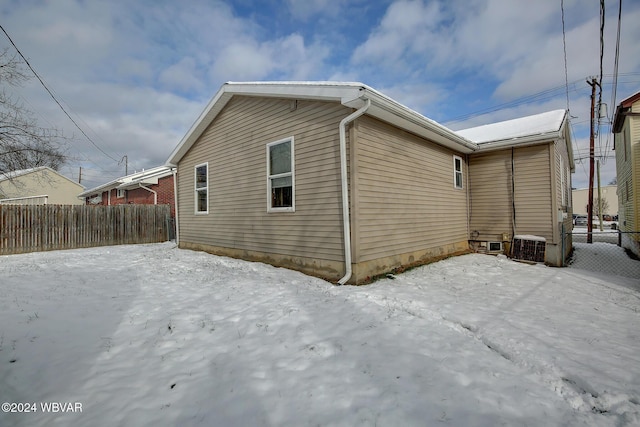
(560, 156, 566, 206)
(117, 188, 125, 198)
(489, 242, 502, 252)
(453, 155, 463, 189)
(195, 163, 208, 214)
(267, 137, 295, 212)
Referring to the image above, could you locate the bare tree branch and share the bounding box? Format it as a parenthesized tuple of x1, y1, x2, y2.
(0, 48, 66, 177)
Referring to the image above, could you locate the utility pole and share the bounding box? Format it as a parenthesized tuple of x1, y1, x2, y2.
(586, 77, 599, 243)
(120, 155, 128, 175)
(597, 159, 603, 231)
(78, 166, 82, 184)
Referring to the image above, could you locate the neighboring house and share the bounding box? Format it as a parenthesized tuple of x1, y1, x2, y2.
(458, 110, 574, 267)
(0, 167, 84, 205)
(166, 82, 574, 284)
(78, 166, 176, 217)
(572, 185, 618, 216)
(612, 89, 640, 257)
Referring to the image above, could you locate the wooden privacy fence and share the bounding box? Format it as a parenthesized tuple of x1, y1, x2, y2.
(0, 204, 171, 255)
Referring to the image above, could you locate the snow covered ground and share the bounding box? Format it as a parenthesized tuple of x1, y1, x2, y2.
(0, 242, 638, 426)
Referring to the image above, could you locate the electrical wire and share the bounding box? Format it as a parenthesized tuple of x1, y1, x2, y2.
(595, 0, 605, 140)
(561, 0, 571, 113)
(0, 24, 121, 164)
(445, 79, 583, 124)
(603, 0, 623, 161)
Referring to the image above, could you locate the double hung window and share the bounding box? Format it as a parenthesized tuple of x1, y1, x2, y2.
(195, 163, 208, 214)
(267, 138, 294, 212)
(453, 155, 463, 189)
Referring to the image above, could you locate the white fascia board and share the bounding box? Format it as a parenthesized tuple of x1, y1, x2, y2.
(225, 81, 365, 102)
(474, 131, 563, 152)
(79, 166, 171, 196)
(166, 87, 233, 166)
(78, 181, 119, 197)
(166, 82, 367, 166)
(360, 88, 477, 154)
(166, 81, 478, 165)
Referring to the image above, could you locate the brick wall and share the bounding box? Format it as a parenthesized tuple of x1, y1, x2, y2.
(87, 175, 175, 217)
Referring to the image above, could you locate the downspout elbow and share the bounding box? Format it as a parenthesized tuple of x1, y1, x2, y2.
(337, 98, 371, 285)
(138, 183, 158, 204)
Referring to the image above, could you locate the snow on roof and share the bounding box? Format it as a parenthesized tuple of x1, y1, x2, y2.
(0, 166, 84, 189)
(0, 166, 48, 182)
(457, 110, 567, 144)
(78, 165, 172, 197)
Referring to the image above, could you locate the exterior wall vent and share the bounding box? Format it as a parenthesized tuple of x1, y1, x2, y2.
(488, 242, 502, 252)
(512, 235, 546, 263)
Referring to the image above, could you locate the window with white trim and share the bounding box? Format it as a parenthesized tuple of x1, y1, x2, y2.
(267, 137, 294, 212)
(117, 188, 125, 198)
(453, 155, 463, 189)
(195, 163, 208, 214)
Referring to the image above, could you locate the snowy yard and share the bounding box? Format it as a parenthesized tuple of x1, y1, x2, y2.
(0, 242, 639, 427)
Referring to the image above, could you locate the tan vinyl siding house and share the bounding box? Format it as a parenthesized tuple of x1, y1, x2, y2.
(459, 110, 574, 267)
(613, 90, 640, 257)
(350, 116, 469, 280)
(167, 82, 573, 284)
(0, 167, 84, 205)
(176, 96, 348, 277)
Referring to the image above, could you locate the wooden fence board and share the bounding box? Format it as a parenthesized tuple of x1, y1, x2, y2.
(0, 204, 171, 255)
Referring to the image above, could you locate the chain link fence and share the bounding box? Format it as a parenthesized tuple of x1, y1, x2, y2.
(565, 230, 640, 280)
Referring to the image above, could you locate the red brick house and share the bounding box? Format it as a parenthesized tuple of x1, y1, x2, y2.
(79, 166, 175, 217)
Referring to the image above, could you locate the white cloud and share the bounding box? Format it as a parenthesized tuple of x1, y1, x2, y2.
(286, 0, 347, 20)
(352, 0, 443, 65)
(159, 57, 204, 93)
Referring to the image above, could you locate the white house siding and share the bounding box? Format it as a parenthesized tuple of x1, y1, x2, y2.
(615, 100, 639, 239)
(350, 116, 470, 280)
(616, 99, 639, 257)
(633, 101, 640, 233)
(176, 96, 350, 280)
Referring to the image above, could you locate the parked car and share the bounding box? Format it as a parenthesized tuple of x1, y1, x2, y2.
(574, 215, 588, 226)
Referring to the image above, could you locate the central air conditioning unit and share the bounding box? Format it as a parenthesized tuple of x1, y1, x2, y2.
(512, 235, 546, 263)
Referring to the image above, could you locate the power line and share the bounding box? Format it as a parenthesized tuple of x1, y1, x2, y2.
(445, 79, 583, 124)
(609, 0, 623, 117)
(561, 0, 571, 113)
(595, 0, 605, 140)
(0, 24, 121, 163)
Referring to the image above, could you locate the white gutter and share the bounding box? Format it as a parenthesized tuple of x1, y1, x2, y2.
(138, 183, 158, 204)
(337, 98, 371, 285)
(474, 131, 562, 152)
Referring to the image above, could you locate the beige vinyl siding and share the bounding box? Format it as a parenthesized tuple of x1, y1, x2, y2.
(554, 138, 572, 212)
(177, 96, 348, 261)
(351, 116, 469, 263)
(632, 101, 640, 231)
(468, 150, 513, 241)
(469, 144, 554, 242)
(513, 144, 553, 240)
(615, 105, 637, 232)
(0, 169, 84, 205)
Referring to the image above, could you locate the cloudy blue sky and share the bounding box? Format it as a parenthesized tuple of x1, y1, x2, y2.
(2, 0, 640, 190)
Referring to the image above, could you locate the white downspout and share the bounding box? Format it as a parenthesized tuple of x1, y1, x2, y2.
(337, 98, 371, 285)
(172, 167, 179, 244)
(138, 183, 158, 204)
